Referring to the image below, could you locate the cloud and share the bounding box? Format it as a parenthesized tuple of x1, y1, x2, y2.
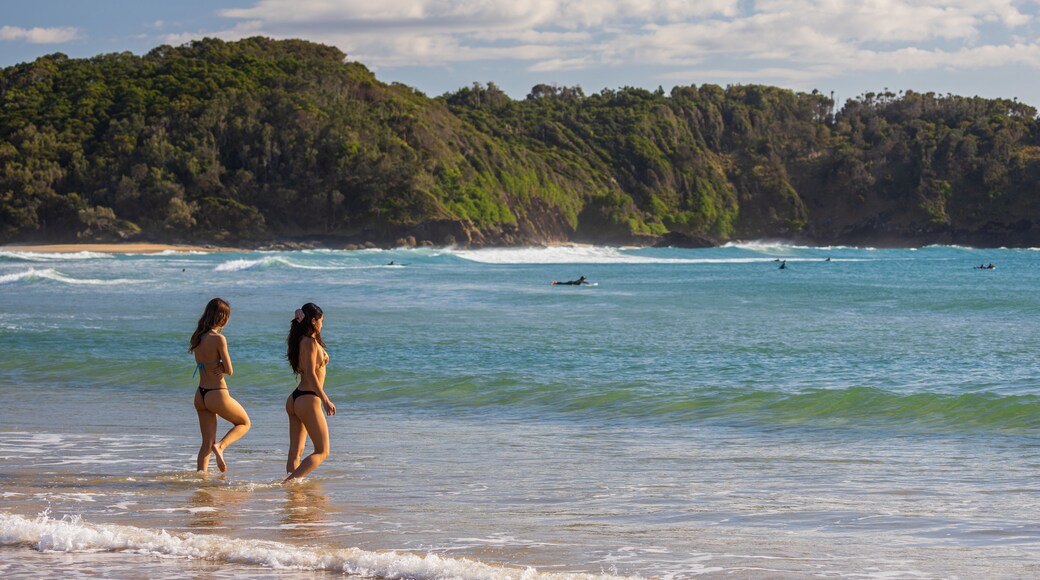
(660, 66, 830, 85)
(854, 42, 1040, 71)
(202, 0, 740, 66)
(162, 0, 1040, 82)
(219, 0, 739, 30)
(528, 56, 598, 72)
(0, 25, 80, 44)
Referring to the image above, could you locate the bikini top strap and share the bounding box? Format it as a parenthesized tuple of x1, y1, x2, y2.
(192, 360, 218, 378)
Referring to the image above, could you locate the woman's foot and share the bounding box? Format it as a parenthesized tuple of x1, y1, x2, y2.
(212, 444, 227, 472)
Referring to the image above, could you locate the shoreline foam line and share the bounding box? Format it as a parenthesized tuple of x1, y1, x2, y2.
(0, 512, 633, 580)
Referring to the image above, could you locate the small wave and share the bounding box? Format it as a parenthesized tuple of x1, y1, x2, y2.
(449, 246, 844, 265)
(349, 380, 1040, 433)
(722, 241, 872, 252)
(153, 249, 208, 256)
(0, 268, 141, 286)
(454, 246, 720, 265)
(0, 512, 629, 580)
(214, 257, 344, 272)
(0, 250, 112, 262)
(214, 258, 268, 271)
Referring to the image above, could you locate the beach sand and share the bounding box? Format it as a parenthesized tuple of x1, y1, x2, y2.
(1, 243, 246, 254)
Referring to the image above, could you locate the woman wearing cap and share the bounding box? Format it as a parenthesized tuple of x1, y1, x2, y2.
(283, 302, 336, 482)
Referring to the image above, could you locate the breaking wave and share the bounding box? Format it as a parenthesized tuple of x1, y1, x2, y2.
(0, 512, 629, 580)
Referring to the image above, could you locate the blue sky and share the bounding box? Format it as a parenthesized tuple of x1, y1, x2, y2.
(4, 0, 1040, 108)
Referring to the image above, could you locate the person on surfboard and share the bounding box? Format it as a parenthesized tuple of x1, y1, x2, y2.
(551, 276, 590, 286)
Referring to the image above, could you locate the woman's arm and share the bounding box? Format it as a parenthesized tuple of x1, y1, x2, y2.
(301, 337, 336, 416)
(299, 337, 318, 383)
(217, 334, 233, 376)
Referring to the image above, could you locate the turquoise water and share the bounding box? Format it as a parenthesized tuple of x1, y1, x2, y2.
(2, 244, 1040, 578)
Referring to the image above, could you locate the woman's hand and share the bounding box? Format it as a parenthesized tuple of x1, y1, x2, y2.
(323, 398, 337, 416)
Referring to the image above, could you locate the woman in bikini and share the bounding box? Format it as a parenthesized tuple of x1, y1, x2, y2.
(284, 302, 337, 483)
(189, 297, 251, 473)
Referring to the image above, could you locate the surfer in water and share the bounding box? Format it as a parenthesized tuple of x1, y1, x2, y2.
(551, 276, 590, 286)
(190, 298, 251, 473)
(779, 260, 787, 270)
(284, 303, 337, 483)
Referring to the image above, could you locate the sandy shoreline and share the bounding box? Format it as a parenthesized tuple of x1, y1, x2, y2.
(0, 243, 247, 254)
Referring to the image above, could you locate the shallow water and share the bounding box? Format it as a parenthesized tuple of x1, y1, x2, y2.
(1, 244, 1039, 578)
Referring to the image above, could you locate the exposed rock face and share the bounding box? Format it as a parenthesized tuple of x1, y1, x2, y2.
(652, 232, 717, 248)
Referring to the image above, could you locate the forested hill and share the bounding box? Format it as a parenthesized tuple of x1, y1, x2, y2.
(2, 37, 1039, 248)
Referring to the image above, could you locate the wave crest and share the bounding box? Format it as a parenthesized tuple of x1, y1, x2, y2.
(214, 257, 344, 272)
(452, 246, 729, 265)
(0, 250, 112, 262)
(0, 512, 628, 579)
(0, 268, 141, 286)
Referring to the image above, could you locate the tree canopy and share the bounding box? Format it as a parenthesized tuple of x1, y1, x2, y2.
(2, 37, 1038, 247)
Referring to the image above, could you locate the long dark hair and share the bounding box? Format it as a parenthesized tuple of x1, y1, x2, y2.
(189, 298, 230, 352)
(287, 302, 325, 375)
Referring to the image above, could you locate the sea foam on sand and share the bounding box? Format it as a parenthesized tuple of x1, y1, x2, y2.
(0, 512, 633, 580)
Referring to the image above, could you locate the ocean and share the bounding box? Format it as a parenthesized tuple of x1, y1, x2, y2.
(1, 244, 1039, 578)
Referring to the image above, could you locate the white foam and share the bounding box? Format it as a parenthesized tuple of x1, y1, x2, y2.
(153, 249, 208, 256)
(450, 246, 830, 265)
(214, 257, 344, 272)
(214, 258, 267, 271)
(145, 507, 219, 514)
(452, 246, 706, 265)
(33, 493, 99, 503)
(722, 241, 870, 252)
(920, 244, 978, 251)
(0, 250, 112, 262)
(0, 512, 632, 580)
(0, 268, 142, 286)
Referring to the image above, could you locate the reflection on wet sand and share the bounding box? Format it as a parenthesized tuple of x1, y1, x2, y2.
(188, 490, 222, 528)
(281, 484, 332, 540)
(188, 485, 247, 529)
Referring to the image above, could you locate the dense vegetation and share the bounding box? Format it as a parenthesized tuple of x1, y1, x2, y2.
(2, 37, 1038, 247)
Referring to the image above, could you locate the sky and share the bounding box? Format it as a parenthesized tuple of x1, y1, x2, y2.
(3, 0, 1040, 108)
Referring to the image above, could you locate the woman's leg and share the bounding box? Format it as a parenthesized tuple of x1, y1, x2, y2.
(195, 390, 217, 472)
(285, 394, 308, 475)
(283, 396, 329, 482)
(204, 390, 251, 472)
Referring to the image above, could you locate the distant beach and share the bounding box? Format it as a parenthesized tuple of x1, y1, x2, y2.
(1, 243, 247, 254)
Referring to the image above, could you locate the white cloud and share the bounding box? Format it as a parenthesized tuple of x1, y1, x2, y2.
(528, 56, 597, 72)
(0, 25, 80, 44)
(854, 42, 1040, 71)
(219, 0, 738, 30)
(163, 0, 1040, 82)
(660, 66, 830, 84)
(587, 0, 1040, 81)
